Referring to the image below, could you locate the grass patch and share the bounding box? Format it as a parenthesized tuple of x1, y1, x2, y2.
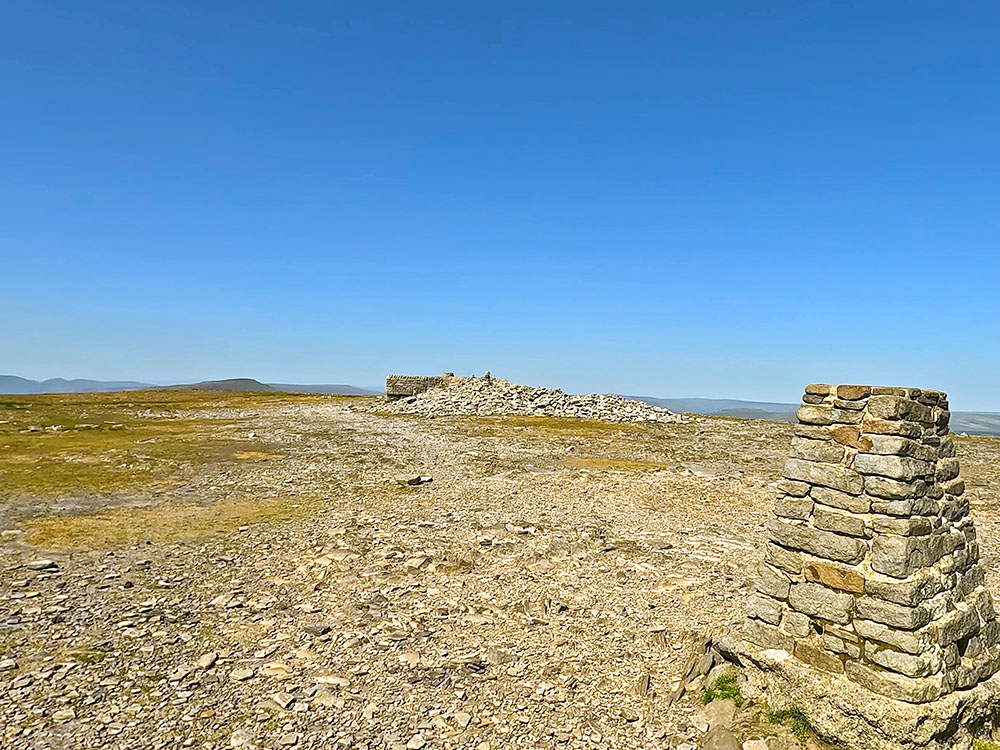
(701, 674, 743, 707)
(974, 742, 1000, 750)
(23, 492, 328, 550)
(0, 390, 333, 497)
(767, 706, 812, 741)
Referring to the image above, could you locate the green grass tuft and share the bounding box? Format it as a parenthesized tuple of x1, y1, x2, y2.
(701, 674, 744, 707)
(766, 705, 812, 741)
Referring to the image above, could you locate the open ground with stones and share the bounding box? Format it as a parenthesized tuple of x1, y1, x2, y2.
(4, 392, 1000, 749)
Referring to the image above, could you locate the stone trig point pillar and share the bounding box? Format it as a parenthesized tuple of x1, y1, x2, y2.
(741, 384, 1000, 748)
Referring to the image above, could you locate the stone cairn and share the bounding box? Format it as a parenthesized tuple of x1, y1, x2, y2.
(746, 384, 1000, 704)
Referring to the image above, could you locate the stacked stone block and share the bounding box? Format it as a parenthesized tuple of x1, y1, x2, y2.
(746, 384, 1000, 703)
(385, 373, 453, 400)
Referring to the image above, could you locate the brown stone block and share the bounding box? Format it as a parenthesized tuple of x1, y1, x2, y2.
(861, 417, 922, 439)
(794, 641, 845, 674)
(805, 383, 832, 396)
(830, 425, 873, 451)
(804, 560, 865, 593)
(836, 385, 872, 400)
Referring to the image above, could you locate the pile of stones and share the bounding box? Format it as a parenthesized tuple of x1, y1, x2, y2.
(376, 374, 682, 423)
(737, 383, 1000, 749)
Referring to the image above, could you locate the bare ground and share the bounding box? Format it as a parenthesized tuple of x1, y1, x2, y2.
(4, 395, 1000, 749)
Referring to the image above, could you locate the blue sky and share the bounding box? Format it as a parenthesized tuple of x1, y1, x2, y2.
(3, 1, 1000, 408)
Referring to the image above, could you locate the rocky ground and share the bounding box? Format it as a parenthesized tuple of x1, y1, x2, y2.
(3, 393, 1000, 750)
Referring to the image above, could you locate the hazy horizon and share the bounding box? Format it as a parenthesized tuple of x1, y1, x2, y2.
(5, 2, 1000, 409)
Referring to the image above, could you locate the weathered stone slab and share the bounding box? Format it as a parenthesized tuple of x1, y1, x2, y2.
(768, 518, 866, 564)
(784, 458, 864, 494)
(804, 560, 864, 593)
(790, 436, 846, 464)
(773, 495, 813, 520)
(794, 641, 844, 674)
(857, 596, 932, 630)
(746, 595, 783, 625)
(755, 563, 790, 600)
(813, 506, 867, 537)
(853, 454, 934, 482)
(811, 485, 870, 513)
(745, 618, 794, 652)
(788, 582, 855, 624)
(844, 660, 945, 703)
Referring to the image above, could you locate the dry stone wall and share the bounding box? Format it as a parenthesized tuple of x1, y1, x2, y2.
(746, 384, 1000, 703)
(385, 374, 453, 400)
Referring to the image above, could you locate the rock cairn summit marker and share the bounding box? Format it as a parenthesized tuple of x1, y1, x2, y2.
(746, 384, 999, 707)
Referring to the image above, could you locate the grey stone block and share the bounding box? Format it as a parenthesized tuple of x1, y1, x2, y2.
(773, 495, 813, 520)
(856, 596, 932, 631)
(863, 475, 926, 500)
(790, 436, 846, 464)
(768, 518, 866, 564)
(844, 660, 945, 703)
(744, 618, 793, 653)
(788, 582, 855, 624)
(784, 458, 864, 495)
(813, 506, 867, 537)
(747, 595, 783, 625)
(853, 454, 934, 482)
(853, 618, 923, 654)
(755, 563, 791, 600)
(867, 647, 938, 678)
(811, 485, 871, 513)
(871, 533, 950, 579)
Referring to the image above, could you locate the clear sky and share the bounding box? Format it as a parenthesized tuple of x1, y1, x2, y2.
(3, 2, 1000, 408)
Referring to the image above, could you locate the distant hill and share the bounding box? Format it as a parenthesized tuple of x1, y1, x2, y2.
(161, 378, 277, 392)
(0, 375, 154, 394)
(1, 375, 378, 396)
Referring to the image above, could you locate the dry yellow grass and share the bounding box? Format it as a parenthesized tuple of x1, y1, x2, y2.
(23, 493, 326, 549)
(565, 455, 672, 471)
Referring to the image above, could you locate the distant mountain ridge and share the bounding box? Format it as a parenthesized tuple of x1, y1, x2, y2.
(0, 375, 379, 396)
(0, 375, 155, 394)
